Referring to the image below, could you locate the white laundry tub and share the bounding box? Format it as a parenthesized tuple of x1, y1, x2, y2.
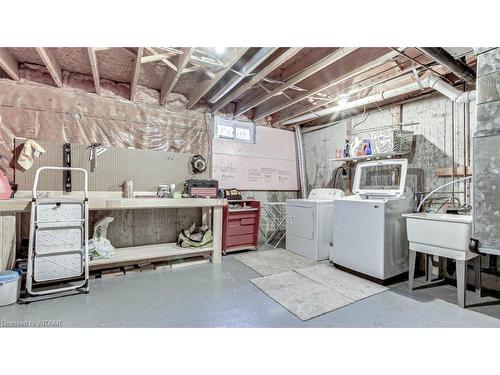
(402, 213, 479, 308)
(403, 213, 472, 254)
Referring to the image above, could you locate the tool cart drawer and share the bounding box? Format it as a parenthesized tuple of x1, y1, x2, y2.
(227, 218, 256, 236)
(222, 200, 261, 252)
(225, 234, 256, 247)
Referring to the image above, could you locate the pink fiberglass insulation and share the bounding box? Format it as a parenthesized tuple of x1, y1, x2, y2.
(20, 63, 58, 87)
(0, 79, 210, 181)
(51, 47, 93, 76)
(92, 48, 134, 83)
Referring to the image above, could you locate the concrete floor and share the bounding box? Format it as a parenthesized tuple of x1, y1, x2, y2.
(1, 256, 499, 327)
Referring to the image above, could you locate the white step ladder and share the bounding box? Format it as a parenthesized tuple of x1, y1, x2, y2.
(25, 166, 90, 302)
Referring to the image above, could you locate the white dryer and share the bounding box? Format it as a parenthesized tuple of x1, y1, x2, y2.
(331, 159, 415, 281)
(286, 188, 344, 261)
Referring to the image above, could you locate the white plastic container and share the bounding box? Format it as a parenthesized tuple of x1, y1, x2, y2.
(0, 270, 21, 306)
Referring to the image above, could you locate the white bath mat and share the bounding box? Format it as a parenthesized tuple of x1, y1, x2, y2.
(232, 248, 317, 276)
(251, 264, 388, 321)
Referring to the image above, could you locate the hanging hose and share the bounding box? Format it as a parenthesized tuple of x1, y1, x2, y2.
(332, 166, 346, 190)
(416, 176, 472, 212)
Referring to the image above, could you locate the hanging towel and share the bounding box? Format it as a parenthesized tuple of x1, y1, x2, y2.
(17, 140, 46, 170)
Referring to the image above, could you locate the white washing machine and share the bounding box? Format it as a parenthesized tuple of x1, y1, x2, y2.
(331, 159, 415, 281)
(286, 188, 344, 261)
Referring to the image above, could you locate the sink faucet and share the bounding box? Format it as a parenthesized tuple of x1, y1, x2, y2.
(416, 176, 472, 213)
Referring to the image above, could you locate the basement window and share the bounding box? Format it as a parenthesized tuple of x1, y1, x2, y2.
(213, 116, 255, 144)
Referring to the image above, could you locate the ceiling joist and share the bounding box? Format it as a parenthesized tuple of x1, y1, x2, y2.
(87, 48, 101, 95)
(160, 47, 194, 105)
(234, 48, 357, 118)
(0, 48, 20, 80)
(130, 47, 144, 101)
(272, 50, 402, 124)
(187, 47, 249, 109)
(35, 47, 63, 88)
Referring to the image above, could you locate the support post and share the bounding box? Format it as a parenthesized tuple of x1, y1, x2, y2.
(408, 249, 416, 291)
(0, 213, 16, 271)
(212, 206, 223, 264)
(456, 259, 467, 308)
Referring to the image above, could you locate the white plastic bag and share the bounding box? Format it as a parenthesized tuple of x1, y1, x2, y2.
(88, 217, 115, 260)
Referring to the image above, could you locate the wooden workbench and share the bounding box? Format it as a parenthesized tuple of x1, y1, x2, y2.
(0, 196, 226, 271)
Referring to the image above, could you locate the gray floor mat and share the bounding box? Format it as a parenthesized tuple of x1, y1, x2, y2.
(295, 264, 387, 300)
(250, 264, 388, 321)
(232, 248, 317, 276)
(251, 271, 353, 321)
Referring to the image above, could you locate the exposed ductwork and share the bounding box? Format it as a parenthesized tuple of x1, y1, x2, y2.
(294, 124, 308, 198)
(418, 47, 476, 84)
(283, 73, 476, 126)
(207, 48, 277, 104)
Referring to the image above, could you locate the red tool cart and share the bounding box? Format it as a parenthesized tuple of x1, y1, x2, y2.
(222, 200, 261, 254)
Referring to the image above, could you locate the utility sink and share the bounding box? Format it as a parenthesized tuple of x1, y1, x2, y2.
(402, 213, 472, 252)
(402, 212, 480, 308)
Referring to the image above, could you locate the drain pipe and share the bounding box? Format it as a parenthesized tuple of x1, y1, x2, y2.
(294, 124, 308, 198)
(418, 47, 476, 84)
(284, 81, 423, 125)
(427, 74, 476, 103)
(283, 73, 476, 126)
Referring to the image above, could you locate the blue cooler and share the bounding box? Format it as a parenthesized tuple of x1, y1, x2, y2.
(0, 271, 21, 306)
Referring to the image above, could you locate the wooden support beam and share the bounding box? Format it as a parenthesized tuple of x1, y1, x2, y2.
(141, 52, 176, 64)
(130, 47, 144, 101)
(0, 48, 20, 80)
(273, 50, 401, 124)
(143, 48, 178, 72)
(254, 48, 400, 122)
(35, 47, 63, 87)
(160, 47, 194, 105)
(87, 48, 101, 95)
(210, 48, 302, 113)
(393, 104, 402, 128)
(187, 48, 249, 109)
(234, 48, 357, 118)
(436, 166, 472, 177)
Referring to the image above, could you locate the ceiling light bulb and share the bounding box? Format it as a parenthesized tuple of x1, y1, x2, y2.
(338, 95, 349, 107)
(215, 47, 226, 55)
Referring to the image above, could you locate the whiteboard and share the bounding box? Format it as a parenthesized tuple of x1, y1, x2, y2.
(212, 126, 299, 190)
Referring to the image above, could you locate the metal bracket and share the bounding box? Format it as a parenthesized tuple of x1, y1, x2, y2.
(63, 143, 71, 192)
(412, 67, 424, 90)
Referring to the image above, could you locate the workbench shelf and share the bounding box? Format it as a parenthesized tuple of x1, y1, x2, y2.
(89, 242, 213, 271)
